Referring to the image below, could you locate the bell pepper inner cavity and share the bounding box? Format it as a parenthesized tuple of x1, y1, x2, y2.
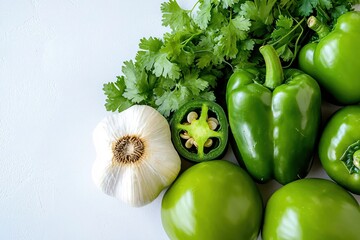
(178, 104, 221, 156)
(340, 140, 360, 174)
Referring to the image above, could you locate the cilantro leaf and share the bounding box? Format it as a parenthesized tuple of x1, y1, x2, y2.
(221, 0, 240, 9)
(232, 15, 251, 39)
(271, 15, 293, 40)
(121, 60, 149, 103)
(135, 37, 163, 71)
(155, 86, 191, 117)
(138, 37, 163, 52)
(319, 0, 332, 10)
(276, 15, 293, 29)
(154, 69, 213, 117)
(161, 0, 191, 31)
(153, 76, 176, 96)
(240, 39, 255, 51)
(161, 32, 183, 60)
(153, 53, 181, 79)
(297, 0, 318, 16)
(195, 32, 222, 67)
(103, 76, 133, 112)
(162, 30, 197, 66)
(176, 47, 196, 66)
(269, 15, 303, 63)
(199, 91, 216, 102)
(196, 52, 214, 68)
(279, 0, 297, 10)
(199, 74, 217, 88)
(276, 44, 294, 62)
(180, 70, 209, 95)
(194, 0, 212, 30)
(239, 0, 277, 36)
(214, 25, 238, 59)
(214, 16, 251, 59)
(232, 50, 252, 68)
(330, 5, 349, 21)
(207, 6, 228, 30)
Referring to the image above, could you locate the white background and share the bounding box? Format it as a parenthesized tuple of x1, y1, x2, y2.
(1, 0, 359, 239)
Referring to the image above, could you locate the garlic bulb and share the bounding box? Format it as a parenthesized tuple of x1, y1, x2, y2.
(92, 105, 181, 207)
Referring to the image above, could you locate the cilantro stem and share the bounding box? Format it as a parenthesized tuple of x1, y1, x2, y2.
(270, 17, 306, 47)
(181, 31, 202, 47)
(316, 6, 330, 22)
(190, 0, 200, 14)
(284, 17, 304, 68)
(223, 59, 234, 72)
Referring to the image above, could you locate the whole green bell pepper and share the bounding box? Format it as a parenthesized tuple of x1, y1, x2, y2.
(298, 11, 360, 105)
(319, 105, 360, 195)
(262, 178, 360, 240)
(161, 160, 263, 240)
(226, 45, 321, 185)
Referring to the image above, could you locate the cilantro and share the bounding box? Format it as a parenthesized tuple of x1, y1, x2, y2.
(103, 0, 352, 119)
(194, 0, 212, 30)
(221, 0, 241, 9)
(296, 0, 351, 24)
(153, 53, 181, 79)
(155, 88, 187, 117)
(270, 15, 297, 62)
(161, 0, 191, 31)
(135, 37, 163, 71)
(297, 0, 319, 16)
(180, 69, 210, 96)
(121, 61, 150, 103)
(214, 16, 251, 59)
(103, 77, 133, 112)
(196, 51, 214, 69)
(195, 32, 223, 67)
(330, 5, 349, 21)
(239, 0, 277, 35)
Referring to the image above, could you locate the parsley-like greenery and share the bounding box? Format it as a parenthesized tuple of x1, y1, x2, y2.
(104, 0, 354, 118)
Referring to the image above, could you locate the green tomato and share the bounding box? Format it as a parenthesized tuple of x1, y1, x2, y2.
(262, 178, 360, 240)
(161, 160, 263, 240)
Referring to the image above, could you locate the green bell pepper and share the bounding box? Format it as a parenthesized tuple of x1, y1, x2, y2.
(226, 45, 321, 185)
(170, 100, 228, 162)
(262, 178, 360, 240)
(319, 105, 360, 195)
(298, 11, 360, 105)
(161, 160, 263, 240)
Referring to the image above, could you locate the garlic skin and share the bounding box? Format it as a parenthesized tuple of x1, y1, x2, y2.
(92, 105, 181, 207)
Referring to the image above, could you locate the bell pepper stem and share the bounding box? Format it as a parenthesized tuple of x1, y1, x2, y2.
(260, 45, 284, 90)
(307, 16, 330, 39)
(353, 150, 360, 169)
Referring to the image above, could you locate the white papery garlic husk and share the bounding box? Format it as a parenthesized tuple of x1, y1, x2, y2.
(92, 105, 181, 207)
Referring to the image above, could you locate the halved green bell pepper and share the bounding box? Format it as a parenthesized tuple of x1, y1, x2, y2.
(319, 105, 360, 195)
(226, 45, 321, 185)
(298, 11, 360, 105)
(170, 100, 228, 162)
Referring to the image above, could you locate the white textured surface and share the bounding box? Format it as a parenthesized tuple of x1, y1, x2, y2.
(0, 1, 359, 240)
(0, 0, 172, 239)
